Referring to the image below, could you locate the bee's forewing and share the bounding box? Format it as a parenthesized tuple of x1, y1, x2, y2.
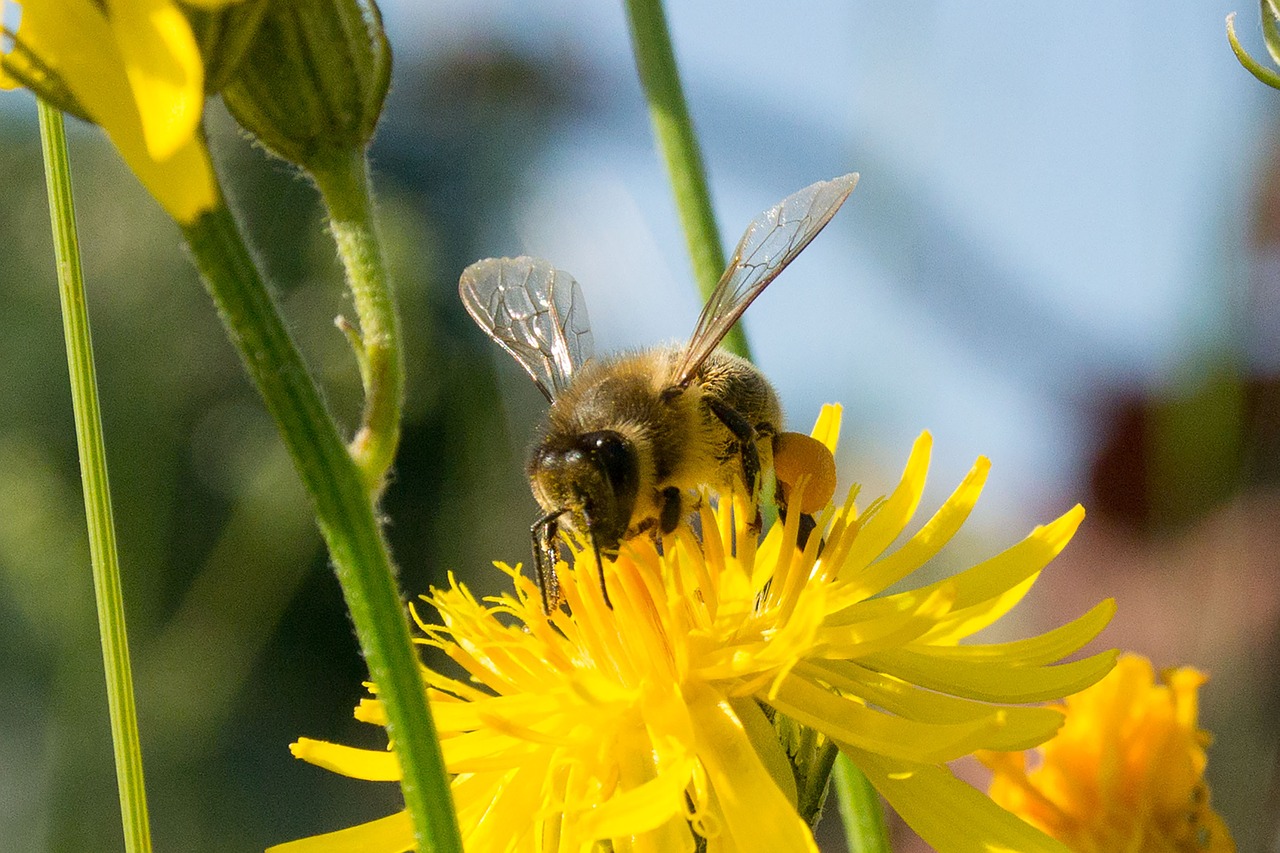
(459, 257, 594, 401)
(671, 173, 859, 386)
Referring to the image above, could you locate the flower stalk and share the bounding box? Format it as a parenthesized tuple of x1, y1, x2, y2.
(623, 0, 749, 359)
(622, 0, 891, 844)
(181, 201, 461, 853)
(310, 147, 404, 493)
(1228, 3, 1280, 89)
(38, 99, 153, 853)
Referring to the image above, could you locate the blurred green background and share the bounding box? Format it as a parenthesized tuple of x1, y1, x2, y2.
(2, 3, 1279, 851)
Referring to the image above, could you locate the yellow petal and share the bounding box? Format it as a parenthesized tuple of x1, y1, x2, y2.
(103, 0, 203, 160)
(799, 659, 998, 723)
(861, 647, 1119, 703)
(819, 573, 952, 635)
(852, 456, 990, 596)
(795, 659, 1066, 751)
(728, 697, 797, 808)
(919, 598, 1116, 664)
(575, 725, 692, 842)
(466, 765, 548, 852)
(265, 810, 414, 853)
(836, 431, 931, 586)
(441, 731, 546, 773)
(429, 691, 571, 734)
(912, 574, 1038, 645)
(770, 675, 1020, 763)
(289, 738, 400, 782)
(687, 686, 818, 853)
(815, 584, 956, 658)
(115, 132, 217, 223)
(878, 504, 1083, 618)
(6, 0, 217, 222)
(809, 403, 843, 453)
(847, 748, 1073, 853)
(354, 696, 387, 726)
(2, 0, 107, 93)
(451, 771, 534, 835)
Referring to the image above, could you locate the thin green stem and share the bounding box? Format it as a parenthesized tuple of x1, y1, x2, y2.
(311, 147, 404, 494)
(181, 202, 462, 853)
(37, 100, 153, 853)
(623, 0, 749, 359)
(1228, 11, 1280, 89)
(832, 753, 891, 853)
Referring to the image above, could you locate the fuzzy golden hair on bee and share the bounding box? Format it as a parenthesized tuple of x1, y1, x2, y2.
(460, 173, 858, 612)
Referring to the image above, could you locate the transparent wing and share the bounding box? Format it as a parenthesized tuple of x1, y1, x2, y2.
(671, 173, 859, 386)
(459, 256, 594, 401)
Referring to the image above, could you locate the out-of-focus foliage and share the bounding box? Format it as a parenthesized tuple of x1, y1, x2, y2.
(0, 49, 573, 852)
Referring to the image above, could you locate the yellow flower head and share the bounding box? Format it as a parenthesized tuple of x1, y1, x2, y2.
(981, 653, 1235, 853)
(0, 0, 235, 222)
(275, 406, 1117, 853)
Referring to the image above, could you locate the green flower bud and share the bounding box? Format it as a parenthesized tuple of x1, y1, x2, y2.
(220, 0, 391, 169)
(185, 0, 271, 95)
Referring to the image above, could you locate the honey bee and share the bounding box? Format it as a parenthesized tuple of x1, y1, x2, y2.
(460, 173, 858, 612)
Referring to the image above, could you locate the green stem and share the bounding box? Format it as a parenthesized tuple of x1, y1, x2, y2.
(832, 753, 891, 853)
(623, 0, 749, 359)
(37, 100, 153, 853)
(1228, 11, 1280, 89)
(181, 203, 462, 853)
(310, 147, 404, 493)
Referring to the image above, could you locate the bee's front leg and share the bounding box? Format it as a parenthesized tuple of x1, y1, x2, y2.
(530, 510, 565, 614)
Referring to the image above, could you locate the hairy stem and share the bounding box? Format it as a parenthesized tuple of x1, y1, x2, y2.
(311, 147, 404, 493)
(182, 202, 461, 853)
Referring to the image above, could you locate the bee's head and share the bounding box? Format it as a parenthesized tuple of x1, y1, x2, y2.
(528, 429, 639, 553)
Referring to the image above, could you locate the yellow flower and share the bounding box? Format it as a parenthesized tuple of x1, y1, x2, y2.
(0, 0, 234, 222)
(981, 653, 1235, 853)
(274, 405, 1117, 853)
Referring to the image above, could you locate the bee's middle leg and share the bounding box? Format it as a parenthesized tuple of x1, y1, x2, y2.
(706, 398, 761, 494)
(705, 398, 767, 540)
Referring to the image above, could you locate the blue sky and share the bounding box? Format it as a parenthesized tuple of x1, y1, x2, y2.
(380, 1, 1271, 524)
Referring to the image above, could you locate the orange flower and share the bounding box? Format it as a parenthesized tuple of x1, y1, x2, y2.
(981, 653, 1235, 853)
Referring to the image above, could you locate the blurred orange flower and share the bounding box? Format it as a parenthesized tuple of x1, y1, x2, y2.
(981, 653, 1235, 853)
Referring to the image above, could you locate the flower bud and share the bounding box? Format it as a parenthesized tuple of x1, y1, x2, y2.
(220, 0, 391, 169)
(185, 0, 270, 94)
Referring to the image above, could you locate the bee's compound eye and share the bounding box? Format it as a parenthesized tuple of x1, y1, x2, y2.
(580, 430, 638, 497)
(589, 433, 619, 452)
